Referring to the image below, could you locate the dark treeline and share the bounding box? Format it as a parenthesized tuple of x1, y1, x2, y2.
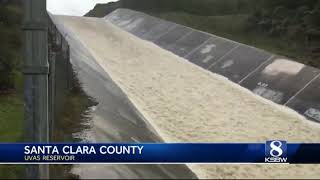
(88, 0, 320, 17)
(247, 0, 320, 67)
(119, 0, 255, 15)
(248, 0, 320, 47)
(87, 0, 257, 16)
(0, 0, 22, 93)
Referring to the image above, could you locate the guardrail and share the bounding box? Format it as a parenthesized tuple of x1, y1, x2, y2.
(48, 18, 73, 141)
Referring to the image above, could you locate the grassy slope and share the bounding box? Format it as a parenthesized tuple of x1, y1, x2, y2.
(0, 1, 23, 140)
(0, 2, 24, 179)
(0, 94, 24, 179)
(0, 66, 23, 179)
(50, 87, 95, 179)
(0, 95, 23, 142)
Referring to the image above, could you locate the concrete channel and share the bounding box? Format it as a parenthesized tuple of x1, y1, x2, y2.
(50, 15, 197, 179)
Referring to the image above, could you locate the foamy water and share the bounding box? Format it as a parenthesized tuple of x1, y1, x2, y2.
(54, 15, 320, 179)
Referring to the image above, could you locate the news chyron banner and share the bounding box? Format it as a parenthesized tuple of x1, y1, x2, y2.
(0, 141, 319, 164)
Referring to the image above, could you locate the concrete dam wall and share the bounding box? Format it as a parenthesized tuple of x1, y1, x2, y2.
(50, 11, 320, 179)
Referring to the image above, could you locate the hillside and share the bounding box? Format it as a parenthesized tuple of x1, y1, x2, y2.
(0, 0, 22, 93)
(0, 1, 24, 178)
(86, 0, 320, 68)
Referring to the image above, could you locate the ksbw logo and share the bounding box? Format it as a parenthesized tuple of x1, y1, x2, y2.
(265, 140, 288, 163)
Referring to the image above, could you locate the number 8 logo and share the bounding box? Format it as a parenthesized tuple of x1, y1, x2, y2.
(270, 141, 283, 157)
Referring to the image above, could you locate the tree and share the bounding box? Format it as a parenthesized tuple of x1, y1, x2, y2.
(0, 2, 22, 93)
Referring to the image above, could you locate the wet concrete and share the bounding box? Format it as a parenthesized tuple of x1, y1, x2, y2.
(209, 45, 271, 83)
(128, 15, 163, 38)
(166, 31, 211, 57)
(104, 9, 177, 42)
(141, 21, 176, 41)
(154, 25, 192, 50)
(51, 15, 197, 179)
(70, 47, 196, 179)
(286, 75, 320, 122)
(240, 57, 320, 104)
(120, 14, 148, 33)
(104, 9, 140, 29)
(185, 37, 238, 69)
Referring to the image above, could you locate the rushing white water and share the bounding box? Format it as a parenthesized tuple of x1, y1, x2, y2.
(53, 15, 320, 179)
(50, 14, 196, 179)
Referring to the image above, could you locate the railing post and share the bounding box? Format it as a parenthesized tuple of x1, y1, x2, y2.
(49, 51, 56, 141)
(23, 0, 49, 179)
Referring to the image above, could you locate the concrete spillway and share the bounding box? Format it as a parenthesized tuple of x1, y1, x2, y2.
(51, 14, 320, 179)
(50, 15, 197, 179)
(105, 9, 320, 123)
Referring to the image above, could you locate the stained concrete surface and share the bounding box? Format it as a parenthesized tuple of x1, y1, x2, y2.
(241, 57, 320, 104)
(128, 15, 163, 37)
(154, 25, 192, 50)
(104, 9, 139, 29)
(209, 45, 271, 83)
(185, 37, 238, 69)
(286, 75, 320, 122)
(141, 21, 176, 41)
(166, 31, 211, 57)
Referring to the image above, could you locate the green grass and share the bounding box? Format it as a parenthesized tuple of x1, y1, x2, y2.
(0, 165, 25, 179)
(0, 94, 23, 142)
(0, 93, 24, 179)
(0, 71, 24, 179)
(50, 89, 94, 179)
(0, 73, 94, 179)
(53, 90, 94, 143)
